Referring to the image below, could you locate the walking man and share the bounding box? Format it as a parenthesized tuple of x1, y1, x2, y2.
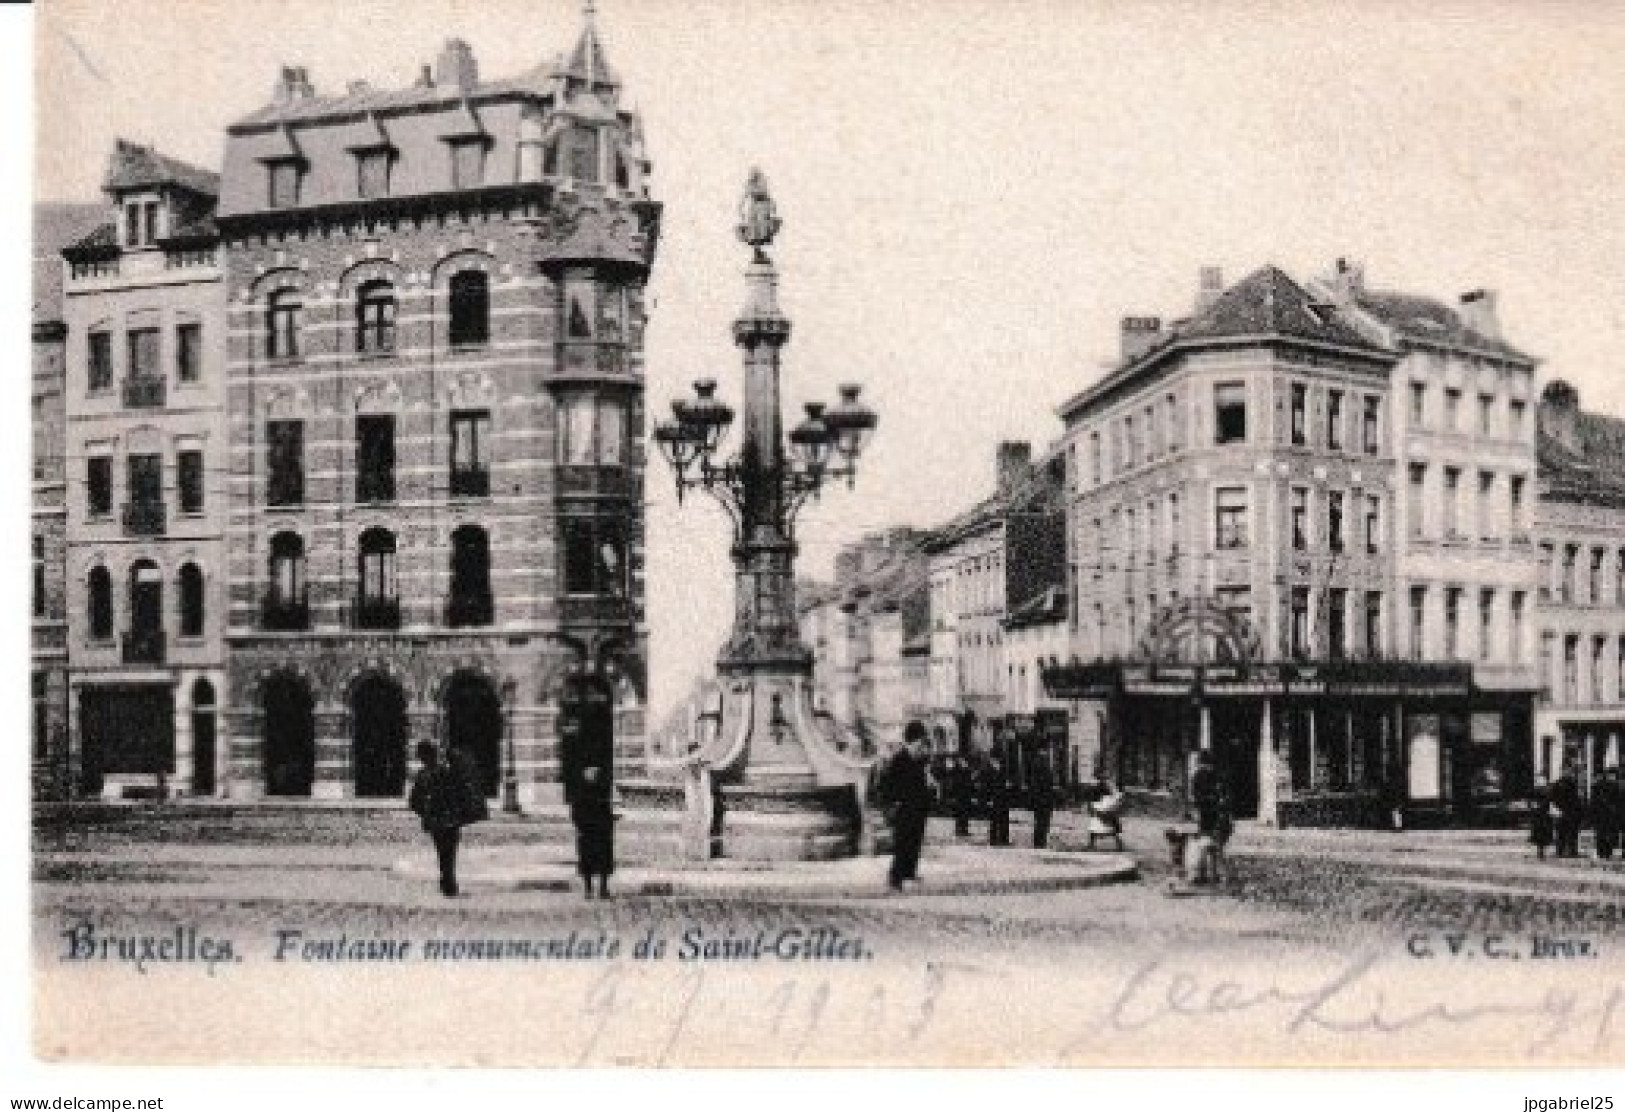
(983, 753, 1012, 847)
(1593, 767, 1621, 861)
(1029, 749, 1057, 850)
(408, 742, 480, 898)
(882, 721, 934, 892)
(1552, 772, 1585, 859)
(570, 762, 618, 898)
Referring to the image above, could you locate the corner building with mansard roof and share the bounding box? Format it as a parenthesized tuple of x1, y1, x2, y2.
(1047, 263, 1540, 828)
(217, 20, 657, 802)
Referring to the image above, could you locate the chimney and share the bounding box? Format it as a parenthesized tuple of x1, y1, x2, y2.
(1119, 316, 1163, 363)
(1539, 379, 1582, 455)
(997, 441, 1032, 496)
(1459, 288, 1502, 341)
(435, 38, 479, 91)
(1195, 266, 1224, 313)
(1330, 257, 1366, 300)
(415, 64, 435, 88)
(273, 65, 315, 104)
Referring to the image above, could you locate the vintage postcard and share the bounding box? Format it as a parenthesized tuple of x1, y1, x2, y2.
(23, 0, 1625, 1071)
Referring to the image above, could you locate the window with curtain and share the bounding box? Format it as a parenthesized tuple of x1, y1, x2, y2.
(358, 529, 397, 603)
(269, 533, 305, 604)
(356, 281, 397, 354)
(267, 293, 301, 360)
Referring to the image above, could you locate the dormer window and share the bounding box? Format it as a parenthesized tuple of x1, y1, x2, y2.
(356, 149, 391, 200)
(449, 138, 486, 190)
(123, 199, 159, 248)
(268, 160, 302, 209)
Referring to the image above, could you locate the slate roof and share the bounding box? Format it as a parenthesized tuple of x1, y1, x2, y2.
(231, 66, 561, 128)
(1005, 585, 1068, 631)
(105, 140, 219, 197)
(1540, 410, 1625, 508)
(1353, 289, 1534, 363)
(33, 202, 105, 323)
(1061, 265, 1396, 420)
(925, 448, 1066, 552)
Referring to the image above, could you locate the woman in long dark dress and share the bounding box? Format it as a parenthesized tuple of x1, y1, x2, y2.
(571, 763, 616, 899)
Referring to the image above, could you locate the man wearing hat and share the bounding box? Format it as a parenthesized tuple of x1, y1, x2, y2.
(880, 720, 935, 892)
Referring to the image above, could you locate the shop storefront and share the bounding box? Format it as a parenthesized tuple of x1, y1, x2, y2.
(1042, 659, 1535, 828)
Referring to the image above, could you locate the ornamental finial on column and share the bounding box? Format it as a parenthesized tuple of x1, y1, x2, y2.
(737, 167, 782, 263)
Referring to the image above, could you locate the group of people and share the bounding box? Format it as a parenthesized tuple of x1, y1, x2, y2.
(1530, 767, 1624, 861)
(407, 741, 616, 899)
(875, 720, 1073, 892)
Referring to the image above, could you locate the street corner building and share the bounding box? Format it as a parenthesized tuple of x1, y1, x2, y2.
(34, 15, 661, 805)
(1042, 261, 1572, 828)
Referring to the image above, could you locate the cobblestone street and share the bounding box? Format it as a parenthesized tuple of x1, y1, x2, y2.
(32, 804, 1625, 1066)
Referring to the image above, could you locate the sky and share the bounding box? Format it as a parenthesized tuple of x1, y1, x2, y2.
(29, 0, 1625, 720)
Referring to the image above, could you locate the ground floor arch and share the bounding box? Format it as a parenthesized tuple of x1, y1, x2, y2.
(443, 671, 502, 798)
(263, 673, 315, 797)
(351, 673, 408, 797)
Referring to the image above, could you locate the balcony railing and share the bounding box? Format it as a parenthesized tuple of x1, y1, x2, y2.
(123, 500, 166, 536)
(444, 593, 494, 628)
(121, 629, 166, 665)
(353, 596, 401, 631)
(449, 466, 490, 498)
(122, 377, 167, 409)
(556, 340, 629, 377)
(560, 595, 633, 624)
(558, 465, 632, 499)
(261, 594, 311, 632)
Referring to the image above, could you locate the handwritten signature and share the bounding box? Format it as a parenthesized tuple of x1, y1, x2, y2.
(1060, 949, 1625, 1060)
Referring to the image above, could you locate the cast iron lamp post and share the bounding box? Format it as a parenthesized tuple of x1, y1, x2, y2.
(653, 169, 876, 673)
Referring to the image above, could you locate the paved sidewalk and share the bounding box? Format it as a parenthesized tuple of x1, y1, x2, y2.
(394, 841, 1138, 899)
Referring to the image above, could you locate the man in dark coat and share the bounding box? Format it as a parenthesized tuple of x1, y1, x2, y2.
(948, 755, 975, 838)
(1191, 750, 1224, 839)
(1551, 772, 1585, 858)
(1593, 767, 1622, 861)
(881, 721, 934, 891)
(570, 763, 617, 898)
(983, 753, 1012, 847)
(408, 742, 478, 898)
(1029, 750, 1057, 849)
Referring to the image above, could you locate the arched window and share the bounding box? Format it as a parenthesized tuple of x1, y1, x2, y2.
(192, 677, 216, 709)
(264, 532, 309, 631)
(356, 280, 397, 354)
(356, 528, 400, 630)
(448, 271, 489, 348)
(267, 291, 301, 360)
(446, 524, 492, 627)
(87, 566, 113, 640)
(178, 562, 205, 638)
(269, 533, 305, 601)
(128, 560, 162, 635)
(358, 529, 397, 602)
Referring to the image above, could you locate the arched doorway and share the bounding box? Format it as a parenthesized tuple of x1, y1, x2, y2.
(444, 671, 502, 797)
(191, 678, 217, 796)
(262, 673, 315, 796)
(351, 674, 407, 798)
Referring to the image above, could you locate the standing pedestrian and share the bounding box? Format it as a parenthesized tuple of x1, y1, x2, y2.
(1593, 767, 1621, 861)
(948, 755, 974, 838)
(1529, 778, 1554, 861)
(879, 721, 934, 891)
(1029, 749, 1056, 849)
(408, 741, 480, 898)
(983, 753, 1012, 847)
(1191, 750, 1223, 838)
(570, 763, 617, 899)
(1551, 772, 1585, 859)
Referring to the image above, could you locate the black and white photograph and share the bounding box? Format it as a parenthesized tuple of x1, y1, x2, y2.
(13, 0, 1625, 1088)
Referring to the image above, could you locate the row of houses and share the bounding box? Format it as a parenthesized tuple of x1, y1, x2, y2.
(801, 264, 1625, 826)
(33, 20, 654, 804)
